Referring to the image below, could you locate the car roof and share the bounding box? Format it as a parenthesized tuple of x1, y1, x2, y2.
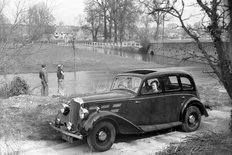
(117, 69, 192, 78)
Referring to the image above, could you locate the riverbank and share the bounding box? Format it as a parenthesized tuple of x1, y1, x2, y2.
(11, 44, 164, 74)
(1, 43, 212, 97)
(0, 43, 231, 154)
(0, 82, 231, 154)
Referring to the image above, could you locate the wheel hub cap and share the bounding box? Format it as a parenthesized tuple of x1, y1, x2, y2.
(189, 115, 196, 124)
(98, 131, 107, 141)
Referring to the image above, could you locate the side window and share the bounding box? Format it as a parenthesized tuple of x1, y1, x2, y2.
(180, 76, 193, 90)
(141, 78, 162, 94)
(164, 76, 180, 91)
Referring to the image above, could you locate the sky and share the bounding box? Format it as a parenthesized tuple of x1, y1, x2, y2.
(50, 0, 202, 26)
(5, 0, 85, 26)
(4, 0, 205, 26)
(51, 0, 85, 26)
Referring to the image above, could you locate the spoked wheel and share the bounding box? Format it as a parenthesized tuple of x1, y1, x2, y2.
(181, 106, 201, 132)
(87, 121, 116, 152)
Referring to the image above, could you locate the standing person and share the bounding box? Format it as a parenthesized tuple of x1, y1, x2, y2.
(39, 64, 48, 96)
(57, 64, 65, 95)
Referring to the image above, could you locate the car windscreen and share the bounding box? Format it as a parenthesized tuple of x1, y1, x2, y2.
(111, 75, 142, 93)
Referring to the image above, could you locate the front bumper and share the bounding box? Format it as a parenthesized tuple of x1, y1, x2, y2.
(49, 122, 83, 140)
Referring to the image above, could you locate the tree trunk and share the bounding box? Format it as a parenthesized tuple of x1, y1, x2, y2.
(119, 23, 124, 43)
(215, 39, 232, 99)
(154, 22, 160, 40)
(228, 0, 232, 63)
(91, 29, 95, 41)
(222, 0, 232, 99)
(114, 20, 118, 42)
(103, 8, 108, 42)
(210, 0, 232, 99)
(108, 18, 112, 42)
(93, 28, 98, 42)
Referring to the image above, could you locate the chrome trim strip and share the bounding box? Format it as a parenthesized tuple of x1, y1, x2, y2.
(50, 123, 83, 140)
(101, 105, 110, 109)
(111, 109, 119, 113)
(113, 103, 121, 108)
(89, 106, 98, 110)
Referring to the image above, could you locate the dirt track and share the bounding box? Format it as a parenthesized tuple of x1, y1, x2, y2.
(0, 56, 231, 154)
(18, 67, 232, 154)
(1, 106, 227, 155)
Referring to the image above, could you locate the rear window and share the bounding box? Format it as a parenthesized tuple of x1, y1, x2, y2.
(163, 76, 180, 91)
(180, 76, 193, 90)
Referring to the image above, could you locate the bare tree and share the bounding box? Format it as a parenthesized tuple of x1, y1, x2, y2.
(118, 0, 137, 43)
(83, 0, 137, 43)
(136, 15, 154, 53)
(0, 0, 30, 77)
(139, 0, 168, 40)
(94, 0, 108, 41)
(0, 0, 7, 42)
(27, 2, 55, 42)
(108, 0, 137, 42)
(149, 0, 232, 99)
(0, 0, 55, 77)
(83, 0, 102, 42)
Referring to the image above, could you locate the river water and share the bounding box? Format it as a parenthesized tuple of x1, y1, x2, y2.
(1, 46, 207, 96)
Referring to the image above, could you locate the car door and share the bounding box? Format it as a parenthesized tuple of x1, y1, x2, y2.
(161, 75, 183, 123)
(118, 77, 163, 126)
(132, 75, 183, 125)
(119, 77, 167, 125)
(135, 76, 183, 125)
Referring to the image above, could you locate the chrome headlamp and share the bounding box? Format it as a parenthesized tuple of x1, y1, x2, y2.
(67, 122, 73, 131)
(79, 107, 89, 119)
(55, 118, 61, 127)
(60, 103, 70, 115)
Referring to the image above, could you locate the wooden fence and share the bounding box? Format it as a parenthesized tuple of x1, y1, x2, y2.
(82, 42, 142, 48)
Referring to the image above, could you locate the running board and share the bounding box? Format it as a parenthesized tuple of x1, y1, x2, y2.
(139, 122, 182, 132)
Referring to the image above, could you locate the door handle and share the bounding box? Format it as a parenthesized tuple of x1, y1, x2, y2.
(135, 100, 141, 104)
(181, 96, 185, 99)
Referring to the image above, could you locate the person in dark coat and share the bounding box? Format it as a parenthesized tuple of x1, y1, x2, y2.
(39, 64, 48, 96)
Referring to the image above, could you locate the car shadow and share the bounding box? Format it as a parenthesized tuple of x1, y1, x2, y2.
(115, 127, 180, 143)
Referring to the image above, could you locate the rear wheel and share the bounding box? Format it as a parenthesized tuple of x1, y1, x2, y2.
(87, 121, 116, 152)
(182, 106, 201, 132)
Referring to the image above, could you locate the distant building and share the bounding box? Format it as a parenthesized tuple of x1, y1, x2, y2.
(168, 33, 178, 39)
(0, 24, 29, 42)
(52, 25, 80, 42)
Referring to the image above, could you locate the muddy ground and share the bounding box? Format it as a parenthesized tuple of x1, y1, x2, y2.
(0, 45, 231, 154)
(0, 66, 231, 155)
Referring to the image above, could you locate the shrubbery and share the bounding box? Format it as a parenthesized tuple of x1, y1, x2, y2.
(0, 82, 8, 98)
(230, 110, 232, 133)
(0, 76, 30, 98)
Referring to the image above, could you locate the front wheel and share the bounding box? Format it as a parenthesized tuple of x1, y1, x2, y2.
(87, 121, 116, 152)
(181, 106, 201, 132)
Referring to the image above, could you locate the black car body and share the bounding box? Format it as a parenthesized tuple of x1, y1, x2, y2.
(50, 69, 208, 152)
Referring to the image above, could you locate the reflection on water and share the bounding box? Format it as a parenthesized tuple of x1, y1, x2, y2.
(64, 71, 114, 95)
(0, 46, 207, 96)
(93, 47, 206, 67)
(0, 71, 115, 96)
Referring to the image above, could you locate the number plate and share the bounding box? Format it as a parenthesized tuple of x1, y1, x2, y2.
(62, 134, 73, 143)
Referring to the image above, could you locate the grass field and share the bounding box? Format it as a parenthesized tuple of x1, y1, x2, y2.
(17, 43, 163, 74)
(0, 43, 231, 155)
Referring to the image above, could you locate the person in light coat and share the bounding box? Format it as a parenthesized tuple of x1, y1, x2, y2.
(57, 64, 65, 95)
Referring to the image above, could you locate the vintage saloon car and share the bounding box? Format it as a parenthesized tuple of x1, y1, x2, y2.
(50, 69, 208, 152)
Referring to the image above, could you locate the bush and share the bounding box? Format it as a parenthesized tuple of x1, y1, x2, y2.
(0, 82, 8, 98)
(6, 76, 30, 97)
(157, 132, 232, 155)
(230, 109, 232, 133)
